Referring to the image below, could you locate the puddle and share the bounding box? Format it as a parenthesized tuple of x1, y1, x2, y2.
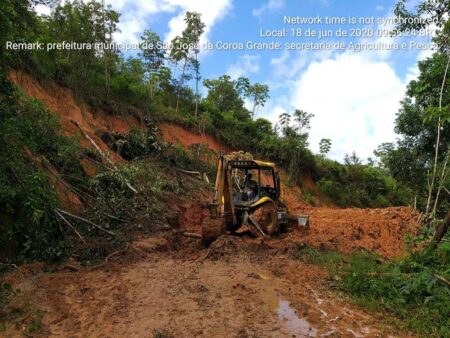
(277, 300, 318, 337)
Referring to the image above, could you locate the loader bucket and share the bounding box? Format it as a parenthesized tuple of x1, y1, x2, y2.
(297, 215, 309, 227)
(288, 214, 310, 228)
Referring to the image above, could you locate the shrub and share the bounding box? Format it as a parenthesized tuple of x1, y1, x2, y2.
(0, 90, 81, 261)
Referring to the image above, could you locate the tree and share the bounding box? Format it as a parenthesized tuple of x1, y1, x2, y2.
(319, 138, 332, 157)
(236, 77, 250, 97)
(203, 75, 248, 118)
(292, 109, 314, 134)
(278, 112, 291, 136)
(247, 83, 269, 119)
(292, 109, 314, 147)
(183, 11, 205, 117)
(393, 0, 450, 228)
(394, 0, 449, 51)
(197, 112, 212, 135)
(254, 118, 273, 134)
(170, 35, 189, 113)
(101, 2, 120, 104)
(140, 30, 165, 100)
(170, 11, 205, 115)
(40, 0, 120, 104)
(345, 152, 362, 166)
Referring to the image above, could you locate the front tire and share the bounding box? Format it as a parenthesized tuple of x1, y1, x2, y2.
(250, 202, 279, 236)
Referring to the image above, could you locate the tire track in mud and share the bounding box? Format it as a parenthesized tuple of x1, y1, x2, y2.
(13, 234, 413, 338)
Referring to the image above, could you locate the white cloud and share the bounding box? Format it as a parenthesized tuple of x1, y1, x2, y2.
(163, 0, 232, 46)
(260, 13, 437, 162)
(269, 49, 332, 80)
(31, 0, 232, 47)
(260, 104, 288, 125)
(375, 5, 384, 11)
(405, 48, 435, 83)
(289, 52, 407, 161)
(252, 0, 284, 17)
(115, 0, 232, 46)
(34, 4, 52, 15)
(226, 54, 260, 79)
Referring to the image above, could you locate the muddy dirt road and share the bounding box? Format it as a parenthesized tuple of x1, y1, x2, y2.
(3, 203, 418, 338)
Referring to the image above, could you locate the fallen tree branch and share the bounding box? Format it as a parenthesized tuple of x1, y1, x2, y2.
(433, 273, 450, 287)
(54, 209, 87, 244)
(87, 243, 129, 270)
(177, 168, 202, 177)
(75, 122, 138, 194)
(100, 211, 126, 223)
(202, 172, 210, 184)
(176, 168, 210, 184)
(55, 208, 116, 237)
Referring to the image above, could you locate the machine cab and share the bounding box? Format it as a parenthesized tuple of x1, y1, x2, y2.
(227, 160, 280, 207)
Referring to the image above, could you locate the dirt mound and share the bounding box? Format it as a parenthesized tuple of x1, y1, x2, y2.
(160, 123, 232, 153)
(287, 206, 419, 259)
(176, 194, 418, 259)
(177, 193, 418, 259)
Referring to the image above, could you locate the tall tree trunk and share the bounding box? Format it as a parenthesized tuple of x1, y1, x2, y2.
(195, 52, 199, 118)
(149, 74, 153, 100)
(432, 152, 450, 216)
(431, 211, 450, 248)
(176, 59, 187, 114)
(104, 57, 109, 103)
(425, 54, 450, 218)
(252, 101, 257, 120)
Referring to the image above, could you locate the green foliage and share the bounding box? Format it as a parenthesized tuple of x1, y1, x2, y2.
(25, 1, 121, 106)
(340, 246, 450, 337)
(376, 52, 450, 215)
(291, 243, 343, 274)
(292, 244, 450, 337)
(87, 156, 196, 232)
(202, 75, 248, 117)
(109, 58, 147, 110)
(0, 281, 20, 312)
(246, 83, 270, 119)
(394, 0, 449, 51)
(0, 0, 36, 69)
(0, 89, 82, 261)
(316, 156, 413, 207)
(104, 126, 161, 161)
(27, 317, 43, 333)
(319, 138, 332, 156)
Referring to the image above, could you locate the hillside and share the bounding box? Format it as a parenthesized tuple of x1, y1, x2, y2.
(1, 1, 449, 336)
(0, 71, 426, 337)
(9, 70, 420, 259)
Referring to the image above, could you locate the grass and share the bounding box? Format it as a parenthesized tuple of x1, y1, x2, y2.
(291, 243, 450, 337)
(291, 243, 343, 274)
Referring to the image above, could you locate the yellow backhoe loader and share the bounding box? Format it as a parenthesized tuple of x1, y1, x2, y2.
(204, 152, 309, 243)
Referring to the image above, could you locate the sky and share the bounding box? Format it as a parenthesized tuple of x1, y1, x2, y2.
(34, 0, 436, 162)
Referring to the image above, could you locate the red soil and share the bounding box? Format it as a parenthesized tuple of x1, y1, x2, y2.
(160, 123, 232, 153)
(289, 206, 419, 259)
(10, 70, 420, 259)
(8, 70, 146, 211)
(9, 70, 141, 164)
